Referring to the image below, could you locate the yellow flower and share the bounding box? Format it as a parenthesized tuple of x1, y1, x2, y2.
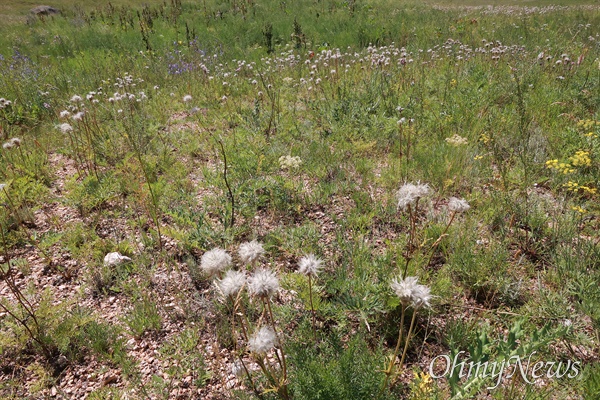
(479, 133, 491, 144)
(571, 206, 587, 214)
(570, 150, 591, 167)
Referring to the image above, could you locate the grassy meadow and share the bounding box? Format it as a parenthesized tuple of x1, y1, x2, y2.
(0, 0, 599, 398)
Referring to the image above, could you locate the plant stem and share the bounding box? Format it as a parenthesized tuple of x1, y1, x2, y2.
(379, 305, 406, 397)
(308, 274, 317, 341)
(217, 139, 235, 229)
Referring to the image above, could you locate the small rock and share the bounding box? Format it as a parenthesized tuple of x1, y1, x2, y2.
(103, 252, 132, 267)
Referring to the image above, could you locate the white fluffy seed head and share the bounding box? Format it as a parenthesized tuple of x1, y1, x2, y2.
(396, 182, 430, 211)
(200, 248, 232, 276)
(72, 111, 84, 121)
(391, 276, 420, 306)
(59, 123, 73, 133)
(448, 197, 470, 213)
(412, 284, 432, 309)
(391, 276, 432, 309)
(297, 254, 323, 277)
(248, 326, 278, 354)
(238, 240, 265, 265)
(183, 94, 192, 102)
(248, 268, 280, 298)
(218, 269, 246, 297)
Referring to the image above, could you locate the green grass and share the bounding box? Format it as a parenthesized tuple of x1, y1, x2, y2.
(0, 0, 599, 398)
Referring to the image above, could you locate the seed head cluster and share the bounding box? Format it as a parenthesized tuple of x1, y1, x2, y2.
(218, 269, 246, 297)
(248, 326, 278, 354)
(201, 248, 232, 276)
(396, 182, 430, 211)
(297, 254, 323, 277)
(391, 276, 432, 309)
(448, 197, 470, 213)
(238, 240, 265, 265)
(248, 268, 280, 298)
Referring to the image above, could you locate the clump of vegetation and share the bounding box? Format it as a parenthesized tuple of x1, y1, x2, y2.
(1, 0, 599, 398)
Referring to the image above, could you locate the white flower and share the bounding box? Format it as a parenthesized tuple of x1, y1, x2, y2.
(59, 110, 71, 119)
(238, 240, 265, 265)
(72, 112, 84, 121)
(396, 182, 430, 211)
(390, 276, 432, 309)
(445, 134, 468, 146)
(279, 155, 302, 170)
(391, 276, 420, 306)
(0, 183, 6, 191)
(59, 123, 73, 133)
(412, 284, 432, 309)
(218, 269, 246, 297)
(183, 94, 192, 102)
(298, 254, 323, 277)
(248, 268, 280, 297)
(248, 326, 278, 354)
(448, 197, 470, 213)
(70, 95, 82, 102)
(201, 248, 232, 276)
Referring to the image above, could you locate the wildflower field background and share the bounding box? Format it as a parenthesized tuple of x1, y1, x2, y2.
(0, 0, 599, 398)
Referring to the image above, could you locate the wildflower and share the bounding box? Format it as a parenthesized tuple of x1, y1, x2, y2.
(396, 182, 430, 211)
(70, 95, 82, 102)
(570, 150, 591, 167)
(445, 134, 468, 146)
(448, 197, 470, 213)
(248, 326, 278, 354)
(200, 248, 232, 276)
(183, 95, 192, 102)
(0, 183, 6, 191)
(391, 276, 420, 306)
(238, 240, 265, 265)
(218, 269, 246, 297)
(391, 276, 432, 309)
(72, 112, 84, 121)
(279, 155, 302, 170)
(248, 268, 280, 298)
(412, 284, 432, 309)
(59, 110, 70, 119)
(297, 254, 323, 277)
(59, 123, 73, 133)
